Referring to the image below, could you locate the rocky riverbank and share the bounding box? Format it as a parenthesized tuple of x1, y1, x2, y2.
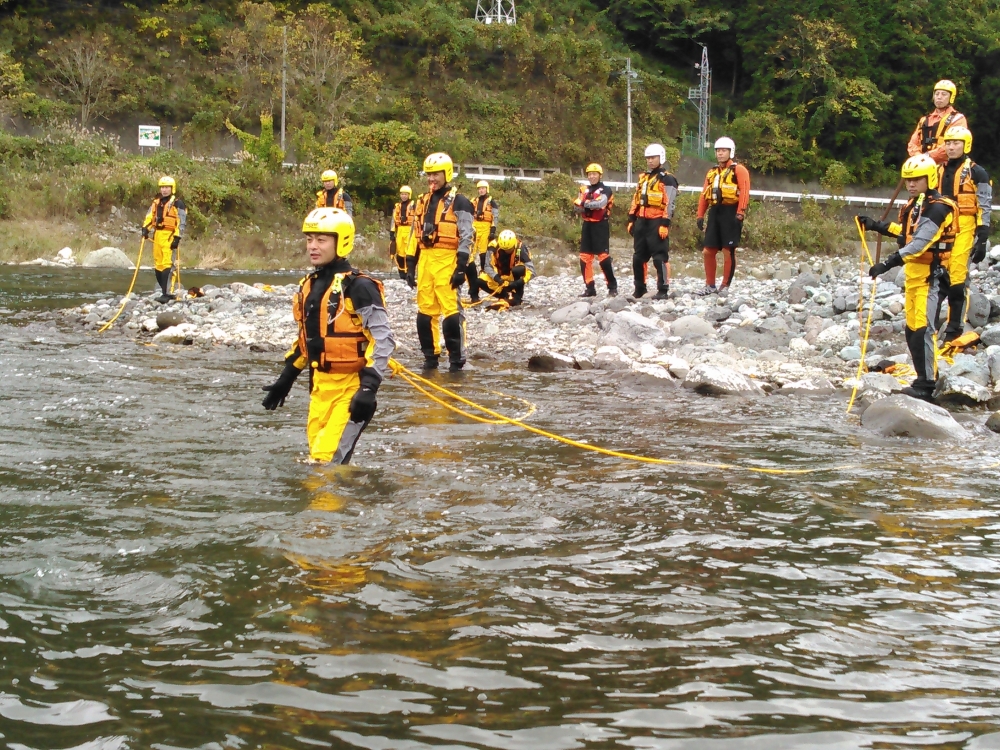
(63, 250, 1000, 439)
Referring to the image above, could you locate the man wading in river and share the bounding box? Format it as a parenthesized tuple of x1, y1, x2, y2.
(261, 208, 395, 464)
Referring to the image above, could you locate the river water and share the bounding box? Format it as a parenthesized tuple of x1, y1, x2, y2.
(3, 266, 1000, 749)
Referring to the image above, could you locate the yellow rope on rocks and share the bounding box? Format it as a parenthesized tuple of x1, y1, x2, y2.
(98, 238, 145, 333)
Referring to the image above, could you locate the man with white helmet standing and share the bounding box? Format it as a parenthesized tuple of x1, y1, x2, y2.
(696, 137, 751, 296)
(626, 143, 678, 299)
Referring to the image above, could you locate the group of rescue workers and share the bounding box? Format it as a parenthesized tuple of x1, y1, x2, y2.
(138, 77, 990, 463)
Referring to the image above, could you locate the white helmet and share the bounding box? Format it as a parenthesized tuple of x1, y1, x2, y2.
(714, 137, 736, 157)
(644, 143, 667, 162)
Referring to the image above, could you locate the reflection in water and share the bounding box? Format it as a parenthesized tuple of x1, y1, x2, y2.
(2, 275, 1000, 749)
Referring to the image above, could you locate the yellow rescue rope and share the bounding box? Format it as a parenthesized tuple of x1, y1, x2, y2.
(98, 238, 145, 333)
(846, 219, 879, 413)
(389, 359, 855, 476)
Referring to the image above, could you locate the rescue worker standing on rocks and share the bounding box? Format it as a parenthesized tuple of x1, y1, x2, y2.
(907, 80, 968, 165)
(142, 176, 186, 304)
(467, 180, 499, 302)
(858, 154, 960, 402)
(261, 207, 395, 464)
(405, 152, 475, 371)
(627, 144, 677, 299)
(574, 163, 617, 297)
(316, 169, 354, 216)
(390, 185, 413, 280)
(475, 229, 534, 309)
(696, 137, 751, 296)
(937, 126, 992, 342)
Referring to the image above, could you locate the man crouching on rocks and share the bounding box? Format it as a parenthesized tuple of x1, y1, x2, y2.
(858, 153, 959, 402)
(261, 208, 395, 464)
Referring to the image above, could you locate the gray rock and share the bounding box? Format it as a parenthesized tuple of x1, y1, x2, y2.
(152, 323, 197, 345)
(833, 297, 848, 314)
(788, 286, 808, 304)
(779, 377, 836, 395)
(230, 282, 265, 298)
(550, 301, 592, 324)
(757, 317, 790, 335)
(606, 296, 629, 313)
(839, 345, 862, 361)
(967, 293, 991, 328)
(600, 310, 669, 349)
(594, 345, 632, 370)
(860, 372, 904, 399)
(775, 261, 795, 280)
(82, 247, 134, 269)
(986, 411, 1000, 433)
(528, 352, 575, 371)
(210, 298, 240, 313)
(949, 354, 990, 387)
(988, 351, 1000, 385)
(671, 315, 715, 338)
(815, 324, 851, 352)
(981, 324, 1000, 347)
(934, 374, 992, 405)
(792, 271, 821, 289)
(724, 327, 792, 351)
(989, 296, 1000, 321)
(571, 348, 595, 370)
(861, 394, 967, 441)
(706, 305, 731, 322)
(156, 310, 187, 330)
(682, 363, 764, 396)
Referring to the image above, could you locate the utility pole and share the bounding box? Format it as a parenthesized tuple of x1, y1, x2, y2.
(280, 25, 287, 152)
(687, 46, 711, 158)
(475, 0, 516, 24)
(622, 57, 639, 183)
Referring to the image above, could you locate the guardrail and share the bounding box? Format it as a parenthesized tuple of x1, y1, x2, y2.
(464, 171, 1000, 213)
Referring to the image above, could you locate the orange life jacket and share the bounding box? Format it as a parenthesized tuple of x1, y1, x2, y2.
(899, 194, 958, 264)
(473, 195, 495, 224)
(702, 163, 740, 206)
(392, 200, 411, 228)
(944, 159, 980, 217)
(148, 196, 180, 233)
(413, 187, 461, 251)
(919, 111, 960, 153)
(316, 188, 347, 210)
(577, 184, 614, 222)
(631, 171, 672, 219)
(292, 271, 383, 374)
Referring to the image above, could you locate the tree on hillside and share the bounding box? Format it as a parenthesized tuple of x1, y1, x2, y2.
(0, 50, 30, 124)
(41, 32, 129, 126)
(223, 1, 285, 115)
(290, 4, 379, 133)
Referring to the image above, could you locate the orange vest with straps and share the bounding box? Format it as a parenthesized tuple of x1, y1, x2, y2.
(414, 188, 461, 251)
(945, 159, 980, 217)
(316, 188, 346, 210)
(392, 200, 411, 228)
(899, 194, 958, 264)
(292, 272, 383, 374)
(577, 185, 614, 222)
(632, 172, 671, 219)
(702, 164, 740, 206)
(473, 195, 495, 223)
(919, 111, 960, 153)
(148, 196, 180, 233)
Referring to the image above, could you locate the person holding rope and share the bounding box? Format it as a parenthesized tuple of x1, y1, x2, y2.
(390, 185, 414, 280)
(467, 180, 499, 303)
(906, 80, 967, 165)
(627, 143, 677, 299)
(696, 137, 751, 296)
(261, 207, 395, 464)
(405, 152, 475, 372)
(858, 154, 960, 402)
(574, 163, 618, 298)
(937, 125, 992, 343)
(141, 176, 186, 304)
(475, 229, 534, 310)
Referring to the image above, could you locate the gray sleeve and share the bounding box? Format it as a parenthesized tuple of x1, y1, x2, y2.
(456, 208, 474, 256)
(357, 304, 395, 381)
(899, 217, 942, 260)
(978, 182, 992, 227)
(177, 207, 187, 237)
(343, 192, 354, 217)
(583, 193, 609, 210)
(492, 200, 499, 226)
(665, 186, 678, 220)
(521, 249, 535, 276)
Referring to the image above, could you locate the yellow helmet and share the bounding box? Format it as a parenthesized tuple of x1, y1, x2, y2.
(302, 208, 355, 258)
(476, 180, 490, 191)
(943, 125, 973, 154)
(158, 175, 176, 193)
(585, 163, 603, 175)
(422, 152, 454, 183)
(320, 169, 339, 185)
(400, 185, 412, 196)
(933, 79, 957, 105)
(497, 229, 518, 251)
(901, 153, 939, 190)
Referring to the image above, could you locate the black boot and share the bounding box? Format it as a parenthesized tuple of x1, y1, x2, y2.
(579, 282, 597, 298)
(416, 312, 438, 369)
(901, 385, 935, 402)
(653, 284, 670, 300)
(599, 257, 618, 297)
(442, 312, 465, 371)
(155, 270, 172, 303)
(422, 356, 440, 370)
(631, 253, 647, 298)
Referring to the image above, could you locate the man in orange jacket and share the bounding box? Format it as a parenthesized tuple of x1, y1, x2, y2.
(906, 80, 968, 165)
(696, 137, 751, 296)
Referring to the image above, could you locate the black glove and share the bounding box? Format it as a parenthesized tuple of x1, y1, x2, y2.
(389, 237, 397, 257)
(868, 261, 888, 279)
(696, 217, 704, 231)
(489, 226, 497, 241)
(450, 255, 469, 289)
(511, 265, 526, 279)
(348, 387, 378, 423)
(973, 226, 990, 263)
(492, 273, 503, 284)
(406, 268, 416, 288)
(261, 362, 301, 410)
(141, 227, 150, 239)
(627, 221, 634, 236)
(856, 215, 872, 230)
(170, 236, 181, 251)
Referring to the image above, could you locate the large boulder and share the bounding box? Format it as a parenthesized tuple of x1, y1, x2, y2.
(82, 247, 134, 269)
(528, 352, 575, 372)
(594, 345, 632, 370)
(230, 282, 265, 298)
(724, 327, 792, 351)
(981, 324, 1000, 348)
(156, 310, 188, 330)
(550, 301, 592, 324)
(861, 394, 967, 441)
(934, 374, 992, 405)
(987, 411, 1000, 433)
(949, 354, 991, 387)
(671, 315, 715, 339)
(682, 363, 765, 396)
(599, 310, 669, 349)
(860, 372, 904, 400)
(152, 323, 198, 345)
(967, 293, 992, 328)
(815, 324, 851, 352)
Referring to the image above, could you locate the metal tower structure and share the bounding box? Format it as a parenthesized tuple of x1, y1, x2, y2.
(475, 0, 516, 25)
(622, 57, 640, 183)
(687, 46, 711, 158)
